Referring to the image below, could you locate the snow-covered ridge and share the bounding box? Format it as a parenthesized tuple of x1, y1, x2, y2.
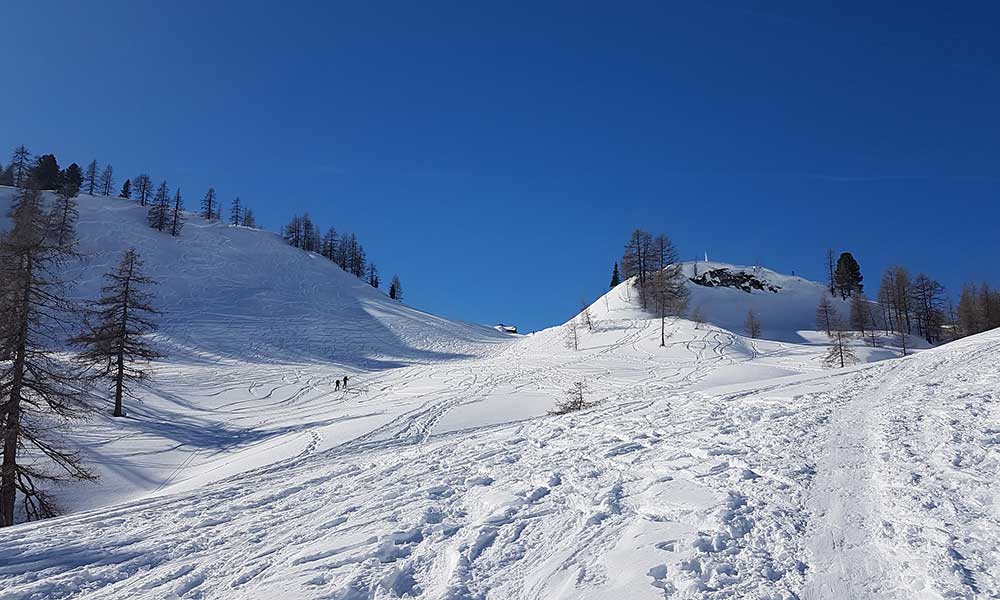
(591, 260, 865, 343)
(0, 187, 508, 367)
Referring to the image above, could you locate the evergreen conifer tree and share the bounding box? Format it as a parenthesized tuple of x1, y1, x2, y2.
(834, 252, 863, 299)
(60, 163, 84, 198)
(30, 154, 61, 190)
(610, 262, 621, 288)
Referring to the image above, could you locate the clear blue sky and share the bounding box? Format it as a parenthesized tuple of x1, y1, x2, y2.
(3, 2, 997, 332)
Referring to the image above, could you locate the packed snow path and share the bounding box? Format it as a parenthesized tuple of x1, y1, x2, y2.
(2, 329, 997, 599)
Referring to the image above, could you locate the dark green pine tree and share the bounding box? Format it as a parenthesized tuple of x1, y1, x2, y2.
(834, 252, 864, 299)
(610, 262, 621, 288)
(60, 163, 84, 197)
(119, 179, 132, 199)
(30, 154, 61, 190)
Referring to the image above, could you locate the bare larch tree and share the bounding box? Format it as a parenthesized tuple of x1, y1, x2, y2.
(0, 188, 94, 526)
(73, 249, 161, 418)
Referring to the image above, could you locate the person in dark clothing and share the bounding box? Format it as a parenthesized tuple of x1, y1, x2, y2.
(342, 376, 349, 389)
(335, 379, 340, 391)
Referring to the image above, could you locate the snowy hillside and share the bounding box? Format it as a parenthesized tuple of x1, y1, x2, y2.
(595, 261, 893, 344)
(1, 187, 993, 599)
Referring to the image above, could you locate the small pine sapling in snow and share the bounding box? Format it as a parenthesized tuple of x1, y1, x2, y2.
(549, 381, 593, 415)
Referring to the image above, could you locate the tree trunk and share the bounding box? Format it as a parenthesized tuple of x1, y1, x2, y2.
(0, 400, 20, 526)
(113, 350, 125, 417)
(660, 314, 665, 347)
(114, 264, 132, 417)
(1, 258, 31, 526)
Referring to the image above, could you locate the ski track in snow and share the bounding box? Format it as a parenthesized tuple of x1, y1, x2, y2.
(0, 190, 995, 600)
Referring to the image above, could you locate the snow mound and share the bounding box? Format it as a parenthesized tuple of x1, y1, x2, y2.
(594, 261, 881, 343)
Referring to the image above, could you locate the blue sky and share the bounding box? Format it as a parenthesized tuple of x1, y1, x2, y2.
(3, 2, 998, 331)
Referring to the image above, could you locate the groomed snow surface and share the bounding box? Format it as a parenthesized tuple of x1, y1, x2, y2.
(0, 189, 996, 599)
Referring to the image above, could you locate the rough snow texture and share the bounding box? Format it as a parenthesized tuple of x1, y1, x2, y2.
(0, 187, 994, 599)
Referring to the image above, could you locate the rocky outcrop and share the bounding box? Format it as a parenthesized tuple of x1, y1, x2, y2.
(690, 268, 781, 294)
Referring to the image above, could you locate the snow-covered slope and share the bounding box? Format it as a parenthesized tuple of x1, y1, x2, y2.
(0, 187, 511, 511)
(594, 261, 897, 344)
(2, 307, 997, 598)
(2, 187, 991, 599)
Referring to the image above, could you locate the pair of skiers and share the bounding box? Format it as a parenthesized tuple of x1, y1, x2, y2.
(335, 376, 349, 391)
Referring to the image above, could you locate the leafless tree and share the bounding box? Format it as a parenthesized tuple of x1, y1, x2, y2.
(73, 249, 161, 418)
(84, 160, 99, 195)
(823, 314, 856, 368)
(744, 310, 761, 339)
(0, 188, 95, 526)
(848, 291, 871, 337)
(49, 189, 79, 251)
(564, 318, 580, 351)
(691, 305, 707, 330)
(7, 146, 32, 188)
(549, 381, 592, 415)
(133, 174, 153, 206)
(825, 248, 836, 296)
(816, 294, 834, 336)
(169, 190, 184, 237)
(98, 165, 114, 197)
(579, 298, 594, 332)
(147, 181, 170, 231)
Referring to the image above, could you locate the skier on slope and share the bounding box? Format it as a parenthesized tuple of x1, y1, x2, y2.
(335, 379, 340, 391)
(342, 376, 349, 390)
